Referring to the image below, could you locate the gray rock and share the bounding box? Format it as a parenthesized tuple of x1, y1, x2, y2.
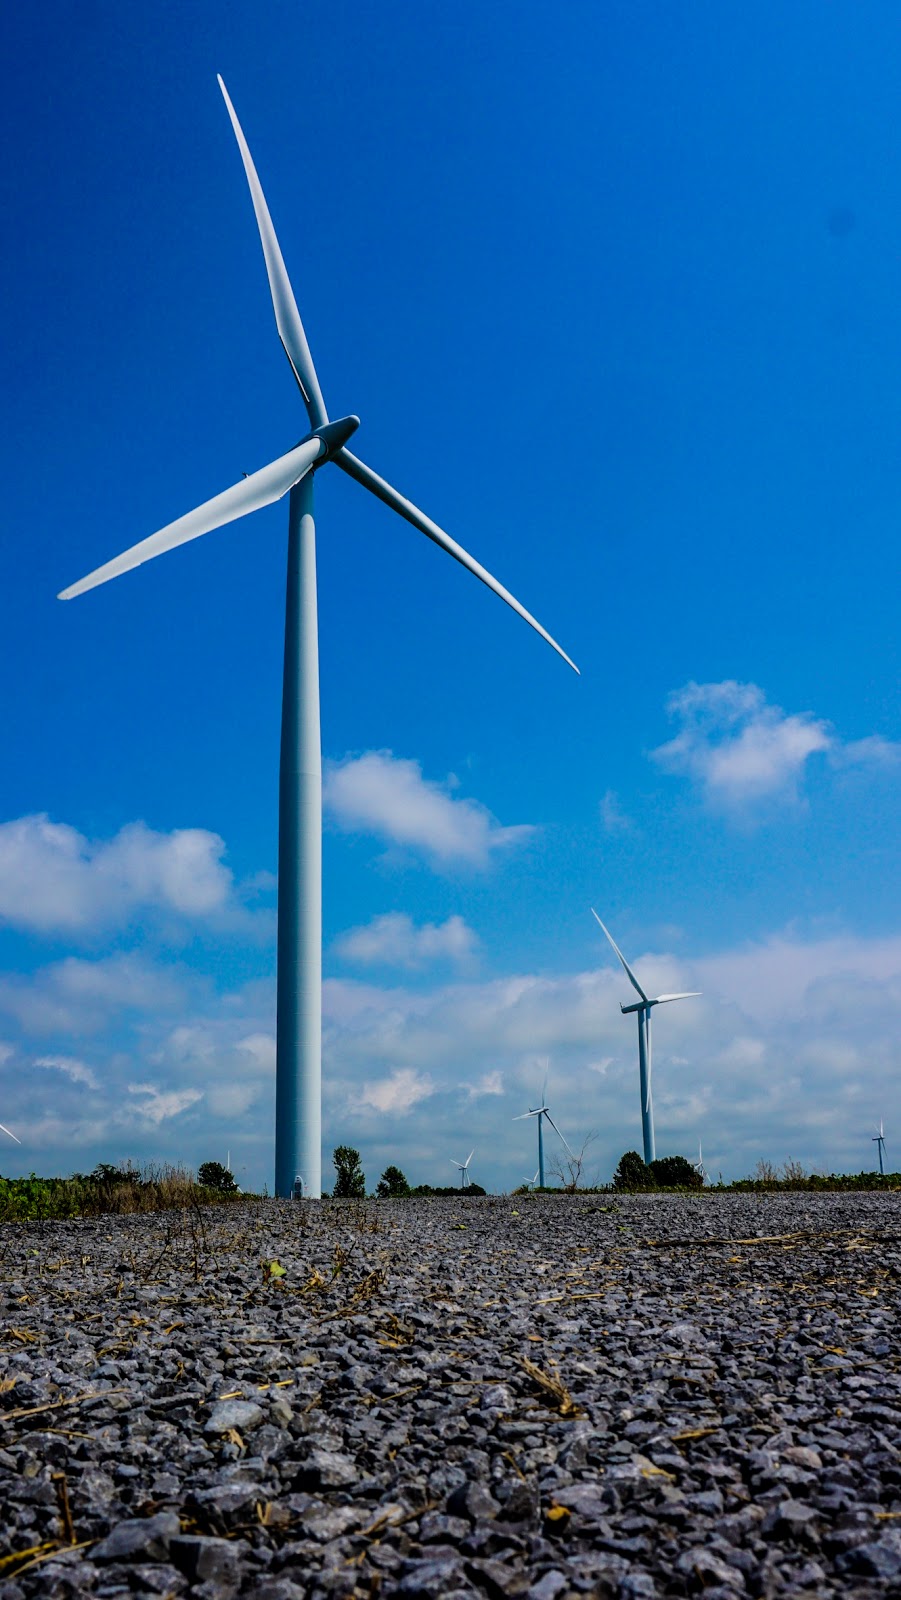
(204, 1399, 265, 1435)
(92, 1511, 181, 1564)
(169, 1534, 247, 1586)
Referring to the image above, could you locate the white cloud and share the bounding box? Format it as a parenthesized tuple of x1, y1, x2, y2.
(462, 1069, 504, 1101)
(33, 1054, 100, 1090)
(835, 735, 901, 770)
(0, 815, 233, 934)
(358, 1067, 436, 1115)
(323, 752, 533, 869)
(126, 1083, 204, 1126)
(0, 954, 187, 1035)
(334, 911, 477, 969)
(652, 681, 901, 812)
(651, 681, 831, 807)
(600, 790, 633, 834)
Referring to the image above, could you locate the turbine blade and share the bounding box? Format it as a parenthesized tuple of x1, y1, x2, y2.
(59, 437, 322, 600)
(590, 909, 649, 1003)
(653, 991, 702, 1004)
(0, 1121, 21, 1144)
(543, 1111, 574, 1158)
(218, 77, 327, 428)
(334, 449, 579, 673)
(464, 1150, 474, 1167)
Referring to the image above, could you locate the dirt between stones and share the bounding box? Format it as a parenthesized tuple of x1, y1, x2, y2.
(0, 1192, 900, 1599)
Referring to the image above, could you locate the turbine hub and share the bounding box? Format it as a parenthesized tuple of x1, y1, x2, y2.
(311, 414, 360, 464)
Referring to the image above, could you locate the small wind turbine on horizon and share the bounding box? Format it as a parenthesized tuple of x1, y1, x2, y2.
(873, 1120, 887, 1176)
(523, 1168, 540, 1191)
(451, 1150, 474, 1189)
(591, 909, 701, 1166)
(514, 1075, 573, 1189)
(58, 78, 578, 1199)
(695, 1141, 706, 1184)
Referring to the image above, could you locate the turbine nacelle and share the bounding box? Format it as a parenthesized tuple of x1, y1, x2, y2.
(310, 415, 360, 464)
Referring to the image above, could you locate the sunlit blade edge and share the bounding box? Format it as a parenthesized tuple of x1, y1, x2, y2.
(335, 449, 579, 673)
(59, 438, 320, 600)
(217, 75, 327, 429)
(590, 909, 649, 1002)
(0, 1122, 21, 1143)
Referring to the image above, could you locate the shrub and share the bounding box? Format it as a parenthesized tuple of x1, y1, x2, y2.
(613, 1151, 653, 1191)
(332, 1145, 366, 1198)
(409, 1183, 487, 1197)
(198, 1161, 238, 1194)
(376, 1165, 411, 1198)
(649, 1155, 703, 1190)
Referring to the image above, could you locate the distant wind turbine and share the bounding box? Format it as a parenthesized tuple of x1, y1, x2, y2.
(0, 1122, 21, 1146)
(695, 1140, 706, 1184)
(523, 1168, 540, 1191)
(591, 909, 701, 1165)
(451, 1150, 474, 1189)
(58, 78, 578, 1199)
(514, 1076, 573, 1189)
(873, 1120, 887, 1176)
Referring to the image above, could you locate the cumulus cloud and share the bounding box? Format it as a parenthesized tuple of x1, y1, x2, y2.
(0, 815, 233, 934)
(0, 954, 187, 1036)
(126, 1083, 203, 1126)
(651, 681, 831, 807)
(652, 681, 901, 812)
(600, 790, 633, 834)
(334, 911, 477, 969)
(323, 752, 533, 869)
(357, 1067, 436, 1115)
(462, 1069, 504, 1101)
(33, 1054, 99, 1090)
(2, 910, 900, 1191)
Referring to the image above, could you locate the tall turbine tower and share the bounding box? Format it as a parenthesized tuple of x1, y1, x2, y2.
(591, 910, 700, 1165)
(451, 1150, 474, 1189)
(514, 1086, 572, 1188)
(873, 1120, 887, 1176)
(59, 80, 578, 1198)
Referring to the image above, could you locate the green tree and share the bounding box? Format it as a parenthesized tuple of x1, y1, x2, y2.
(649, 1155, 703, 1189)
(198, 1160, 238, 1194)
(376, 1165, 411, 1198)
(612, 1150, 653, 1191)
(332, 1145, 366, 1198)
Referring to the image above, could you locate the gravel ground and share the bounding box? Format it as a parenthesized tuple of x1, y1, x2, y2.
(1, 1192, 900, 1599)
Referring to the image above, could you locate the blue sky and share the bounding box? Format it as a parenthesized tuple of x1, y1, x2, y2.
(1, 0, 899, 1190)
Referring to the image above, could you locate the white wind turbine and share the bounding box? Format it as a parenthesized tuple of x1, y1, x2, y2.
(58, 78, 578, 1199)
(873, 1120, 887, 1177)
(694, 1140, 706, 1184)
(451, 1150, 475, 1189)
(523, 1168, 540, 1191)
(591, 910, 700, 1165)
(514, 1075, 573, 1189)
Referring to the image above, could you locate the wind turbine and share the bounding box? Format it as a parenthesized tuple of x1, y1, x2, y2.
(514, 1084, 573, 1189)
(58, 79, 578, 1199)
(694, 1140, 706, 1184)
(451, 1150, 474, 1189)
(523, 1168, 540, 1191)
(873, 1120, 887, 1176)
(591, 909, 700, 1166)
